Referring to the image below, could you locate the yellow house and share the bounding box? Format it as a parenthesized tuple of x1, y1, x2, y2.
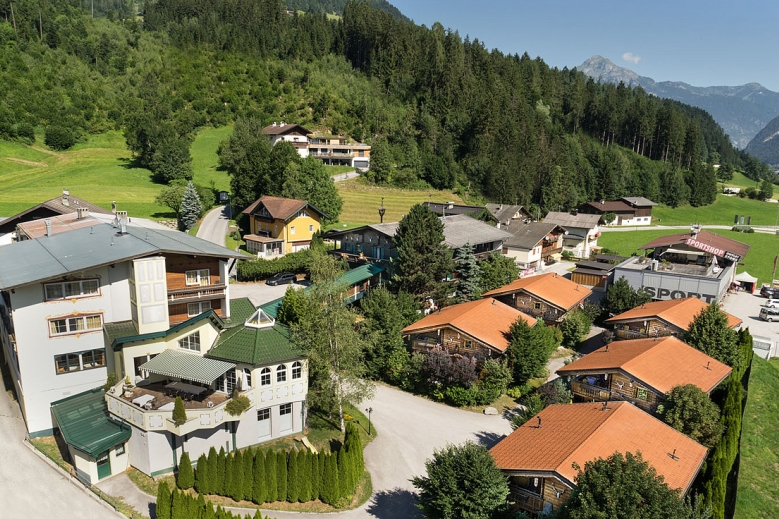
(241, 196, 325, 257)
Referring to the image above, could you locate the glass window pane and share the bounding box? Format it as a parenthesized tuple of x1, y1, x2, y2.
(82, 280, 99, 295)
(199, 270, 210, 286)
(186, 271, 198, 285)
(64, 282, 79, 297)
(93, 350, 105, 367)
(46, 284, 63, 300)
(86, 315, 101, 329)
(55, 355, 68, 373)
(67, 353, 80, 371)
(50, 319, 66, 335)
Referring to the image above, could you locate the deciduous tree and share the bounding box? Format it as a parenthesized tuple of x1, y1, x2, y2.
(602, 276, 651, 316)
(155, 182, 186, 220)
(507, 318, 561, 385)
(478, 251, 519, 294)
(685, 303, 740, 368)
(660, 384, 724, 448)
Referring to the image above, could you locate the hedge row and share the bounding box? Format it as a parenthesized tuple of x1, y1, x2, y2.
(178, 423, 364, 507)
(156, 481, 267, 519)
(703, 329, 753, 519)
(237, 249, 310, 281)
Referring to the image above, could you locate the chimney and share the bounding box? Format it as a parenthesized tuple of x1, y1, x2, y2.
(600, 199, 605, 205)
(536, 416, 542, 428)
(76, 207, 89, 220)
(45, 219, 52, 237)
(62, 189, 70, 207)
(116, 211, 128, 234)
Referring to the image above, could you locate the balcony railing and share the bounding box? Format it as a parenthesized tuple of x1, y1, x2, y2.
(614, 328, 674, 340)
(509, 485, 544, 514)
(571, 380, 629, 402)
(526, 308, 561, 322)
(310, 151, 354, 159)
(168, 284, 227, 303)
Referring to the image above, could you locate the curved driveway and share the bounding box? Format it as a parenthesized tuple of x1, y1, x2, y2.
(197, 205, 231, 247)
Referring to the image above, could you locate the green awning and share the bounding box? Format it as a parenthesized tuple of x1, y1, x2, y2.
(51, 387, 132, 458)
(139, 349, 236, 385)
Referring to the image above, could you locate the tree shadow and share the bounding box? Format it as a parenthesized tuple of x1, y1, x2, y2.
(366, 488, 420, 519)
(578, 330, 606, 354)
(148, 502, 156, 519)
(117, 156, 146, 170)
(151, 211, 176, 219)
(473, 430, 506, 449)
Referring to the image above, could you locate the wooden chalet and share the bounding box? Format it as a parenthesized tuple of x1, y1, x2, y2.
(481, 273, 591, 325)
(401, 298, 534, 361)
(490, 402, 708, 517)
(605, 298, 742, 340)
(556, 336, 732, 414)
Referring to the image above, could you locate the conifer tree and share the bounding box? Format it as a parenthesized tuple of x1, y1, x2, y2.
(206, 447, 218, 495)
(299, 451, 312, 502)
(202, 502, 216, 519)
(276, 451, 288, 502)
(177, 451, 194, 490)
(337, 447, 352, 499)
(179, 180, 203, 231)
(224, 452, 235, 499)
(196, 494, 207, 518)
(242, 448, 254, 502)
(172, 396, 187, 426)
(170, 489, 184, 519)
(195, 454, 209, 494)
(316, 452, 325, 501)
(156, 481, 172, 519)
(321, 453, 340, 505)
(252, 449, 266, 504)
(231, 450, 245, 501)
(265, 449, 278, 502)
(215, 447, 227, 495)
(394, 204, 452, 300)
(185, 493, 199, 517)
(287, 450, 300, 502)
(454, 243, 481, 301)
(253, 511, 263, 519)
(216, 505, 225, 519)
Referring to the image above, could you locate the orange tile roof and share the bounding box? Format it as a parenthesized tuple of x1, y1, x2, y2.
(557, 336, 732, 394)
(490, 402, 708, 492)
(401, 298, 534, 353)
(481, 273, 592, 311)
(605, 298, 741, 330)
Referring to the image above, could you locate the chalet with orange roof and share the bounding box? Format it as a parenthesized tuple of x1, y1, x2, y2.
(481, 273, 591, 325)
(556, 336, 732, 413)
(241, 196, 326, 257)
(605, 297, 742, 340)
(489, 402, 708, 516)
(401, 298, 534, 360)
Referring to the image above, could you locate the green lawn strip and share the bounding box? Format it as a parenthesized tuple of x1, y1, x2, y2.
(598, 229, 778, 286)
(191, 126, 232, 191)
(653, 195, 779, 227)
(337, 179, 465, 225)
(325, 165, 356, 176)
(733, 356, 779, 518)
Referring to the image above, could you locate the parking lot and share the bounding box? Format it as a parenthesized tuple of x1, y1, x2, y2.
(229, 279, 310, 307)
(721, 290, 779, 353)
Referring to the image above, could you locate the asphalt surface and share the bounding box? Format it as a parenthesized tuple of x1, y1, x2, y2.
(0, 372, 118, 519)
(722, 290, 778, 342)
(332, 170, 360, 182)
(229, 280, 310, 307)
(197, 205, 231, 247)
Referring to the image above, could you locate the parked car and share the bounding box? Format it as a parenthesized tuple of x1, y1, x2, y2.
(765, 299, 779, 309)
(759, 307, 779, 322)
(266, 272, 296, 286)
(760, 286, 779, 298)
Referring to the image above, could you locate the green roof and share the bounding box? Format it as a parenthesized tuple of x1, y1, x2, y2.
(103, 320, 139, 346)
(222, 298, 257, 328)
(51, 387, 132, 458)
(139, 349, 236, 385)
(208, 323, 303, 366)
(109, 311, 223, 351)
(260, 297, 285, 320)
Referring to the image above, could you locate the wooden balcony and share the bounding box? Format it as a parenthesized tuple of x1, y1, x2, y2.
(167, 284, 227, 303)
(614, 328, 674, 340)
(571, 380, 629, 402)
(509, 485, 544, 515)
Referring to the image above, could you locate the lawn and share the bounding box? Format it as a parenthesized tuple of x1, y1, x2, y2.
(733, 356, 779, 518)
(652, 195, 779, 227)
(597, 229, 779, 286)
(722, 170, 762, 190)
(336, 178, 465, 226)
(190, 125, 233, 191)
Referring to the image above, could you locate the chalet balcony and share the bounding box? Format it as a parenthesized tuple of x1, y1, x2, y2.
(167, 284, 227, 303)
(310, 151, 354, 159)
(614, 328, 674, 340)
(526, 308, 562, 322)
(542, 245, 563, 256)
(571, 380, 629, 402)
(509, 485, 544, 515)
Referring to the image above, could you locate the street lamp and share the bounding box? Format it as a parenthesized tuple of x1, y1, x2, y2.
(378, 197, 386, 224)
(365, 406, 373, 436)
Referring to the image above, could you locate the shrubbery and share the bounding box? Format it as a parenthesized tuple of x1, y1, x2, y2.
(237, 250, 310, 281)
(44, 126, 76, 150)
(157, 481, 271, 519)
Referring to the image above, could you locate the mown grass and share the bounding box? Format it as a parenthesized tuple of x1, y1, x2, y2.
(733, 356, 779, 518)
(598, 229, 779, 286)
(191, 126, 233, 191)
(653, 195, 779, 227)
(336, 178, 465, 225)
(722, 170, 762, 190)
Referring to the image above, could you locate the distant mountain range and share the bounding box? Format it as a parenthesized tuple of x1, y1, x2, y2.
(577, 56, 779, 150)
(745, 115, 779, 166)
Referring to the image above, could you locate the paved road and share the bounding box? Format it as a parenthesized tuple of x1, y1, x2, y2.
(722, 290, 777, 340)
(0, 371, 117, 519)
(197, 205, 231, 247)
(332, 170, 360, 183)
(600, 224, 779, 235)
(229, 280, 311, 307)
(99, 384, 513, 519)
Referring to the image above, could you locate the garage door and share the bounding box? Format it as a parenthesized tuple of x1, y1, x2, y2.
(353, 160, 369, 169)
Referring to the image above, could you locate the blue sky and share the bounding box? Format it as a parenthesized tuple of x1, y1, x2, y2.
(390, 0, 779, 91)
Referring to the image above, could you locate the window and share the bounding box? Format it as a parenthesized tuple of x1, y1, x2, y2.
(636, 388, 648, 400)
(115, 444, 126, 456)
(258, 408, 270, 421)
(45, 279, 100, 301)
(187, 301, 211, 317)
(244, 368, 252, 388)
(49, 314, 102, 336)
(54, 349, 106, 374)
(277, 364, 287, 383)
(260, 367, 271, 386)
(258, 407, 271, 438)
(534, 303, 542, 310)
(226, 370, 237, 394)
(280, 403, 292, 415)
(464, 340, 472, 350)
(185, 269, 210, 287)
(309, 224, 314, 233)
(178, 331, 201, 351)
(292, 361, 302, 380)
(290, 226, 296, 235)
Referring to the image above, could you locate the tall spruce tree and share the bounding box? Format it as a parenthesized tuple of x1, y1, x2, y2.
(231, 450, 244, 502)
(265, 449, 278, 502)
(172, 396, 187, 426)
(224, 452, 235, 499)
(156, 481, 172, 519)
(299, 451, 312, 502)
(276, 451, 288, 502)
(252, 450, 266, 504)
(195, 454, 209, 494)
(287, 450, 300, 502)
(177, 451, 194, 490)
(242, 449, 254, 502)
(207, 447, 218, 495)
(393, 204, 452, 300)
(216, 447, 227, 495)
(179, 181, 203, 231)
(454, 243, 481, 301)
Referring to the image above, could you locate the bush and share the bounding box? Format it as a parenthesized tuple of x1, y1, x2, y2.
(444, 385, 479, 407)
(16, 123, 35, 142)
(44, 126, 76, 150)
(510, 392, 546, 429)
(225, 393, 252, 416)
(237, 249, 311, 281)
(476, 359, 512, 404)
(172, 396, 187, 426)
(561, 250, 575, 261)
(560, 309, 592, 348)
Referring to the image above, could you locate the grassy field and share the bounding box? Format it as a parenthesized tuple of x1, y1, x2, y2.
(653, 195, 779, 227)
(597, 229, 779, 286)
(733, 355, 779, 518)
(335, 178, 465, 228)
(190, 125, 232, 191)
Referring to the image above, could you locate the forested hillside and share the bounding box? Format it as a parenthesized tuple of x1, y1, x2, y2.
(0, 0, 762, 214)
(283, 0, 406, 20)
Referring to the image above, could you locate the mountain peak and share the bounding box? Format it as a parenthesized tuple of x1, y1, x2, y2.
(577, 55, 649, 88)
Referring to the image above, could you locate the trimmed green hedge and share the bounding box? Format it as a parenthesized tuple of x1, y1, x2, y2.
(237, 250, 310, 281)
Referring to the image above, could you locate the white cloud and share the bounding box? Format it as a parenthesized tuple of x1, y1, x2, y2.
(622, 52, 641, 65)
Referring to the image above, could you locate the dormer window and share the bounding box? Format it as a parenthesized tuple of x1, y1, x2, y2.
(246, 308, 275, 329)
